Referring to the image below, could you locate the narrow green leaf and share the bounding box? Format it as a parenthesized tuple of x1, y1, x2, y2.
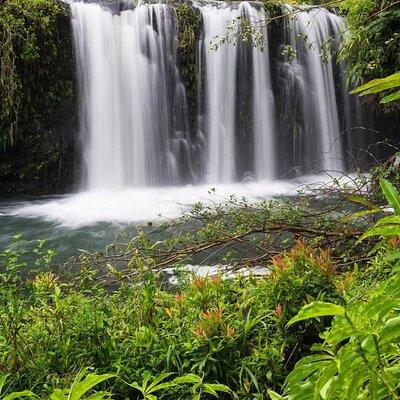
(0, 374, 10, 395)
(375, 215, 400, 226)
(146, 373, 174, 392)
(147, 382, 176, 394)
(205, 384, 230, 393)
(343, 194, 378, 209)
(85, 393, 112, 400)
(359, 225, 400, 241)
(380, 179, 400, 215)
(342, 208, 381, 222)
(381, 90, 400, 104)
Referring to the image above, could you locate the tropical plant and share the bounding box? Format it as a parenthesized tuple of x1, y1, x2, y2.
(268, 178, 400, 400)
(351, 73, 400, 104)
(0, 374, 35, 400)
(0, 369, 114, 400)
(359, 179, 400, 241)
(269, 272, 400, 400)
(49, 369, 114, 400)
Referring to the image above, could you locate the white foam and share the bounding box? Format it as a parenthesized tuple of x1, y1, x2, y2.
(4, 174, 353, 228)
(4, 179, 303, 227)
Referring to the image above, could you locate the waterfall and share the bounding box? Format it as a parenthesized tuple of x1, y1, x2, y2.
(70, 1, 373, 190)
(71, 1, 189, 190)
(285, 6, 344, 172)
(200, 5, 239, 183)
(242, 3, 276, 180)
(198, 2, 276, 182)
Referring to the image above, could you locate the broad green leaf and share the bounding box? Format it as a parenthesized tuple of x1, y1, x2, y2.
(320, 376, 337, 400)
(203, 384, 218, 397)
(351, 73, 400, 94)
(70, 372, 115, 400)
(172, 374, 202, 385)
(379, 316, 400, 345)
(314, 359, 338, 397)
(3, 391, 36, 400)
(267, 390, 284, 400)
(50, 388, 67, 400)
(286, 355, 333, 388)
(287, 302, 344, 327)
(380, 179, 400, 215)
(285, 380, 315, 400)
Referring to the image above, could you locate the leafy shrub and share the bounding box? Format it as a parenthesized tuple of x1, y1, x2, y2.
(0, 239, 340, 397)
(270, 179, 400, 399)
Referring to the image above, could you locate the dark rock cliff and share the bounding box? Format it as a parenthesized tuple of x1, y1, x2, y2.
(0, 0, 79, 196)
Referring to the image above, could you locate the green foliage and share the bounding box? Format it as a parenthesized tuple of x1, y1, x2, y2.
(360, 179, 400, 241)
(0, 370, 231, 400)
(49, 368, 114, 400)
(0, 233, 342, 398)
(0, 0, 72, 150)
(351, 72, 400, 104)
(279, 272, 400, 399)
(1, 179, 400, 399)
(339, 0, 400, 89)
(175, 3, 200, 130)
(287, 301, 345, 326)
(274, 178, 400, 400)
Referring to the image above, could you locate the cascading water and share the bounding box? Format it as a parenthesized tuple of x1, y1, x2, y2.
(70, 0, 373, 190)
(200, 5, 239, 183)
(198, 2, 276, 182)
(71, 1, 190, 190)
(242, 3, 276, 180)
(286, 6, 344, 172)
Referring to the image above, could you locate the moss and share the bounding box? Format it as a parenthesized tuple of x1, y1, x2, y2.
(0, 0, 72, 151)
(175, 2, 201, 134)
(0, 0, 77, 195)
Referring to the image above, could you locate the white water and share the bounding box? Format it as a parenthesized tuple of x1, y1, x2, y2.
(287, 7, 344, 172)
(201, 5, 239, 183)
(71, 2, 186, 190)
(243, 3, 276, 179)
(5, 175, 339, 227)
(199, 2, 276, 182)
(3, 1, 373, 230)
(7, 182, 299, 227)
(70, 1, 372, 191)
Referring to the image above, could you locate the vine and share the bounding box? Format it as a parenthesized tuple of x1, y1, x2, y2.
(0, 0, 70, 151)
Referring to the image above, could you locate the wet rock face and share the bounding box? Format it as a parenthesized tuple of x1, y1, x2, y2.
(0, 0, 79, 196)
